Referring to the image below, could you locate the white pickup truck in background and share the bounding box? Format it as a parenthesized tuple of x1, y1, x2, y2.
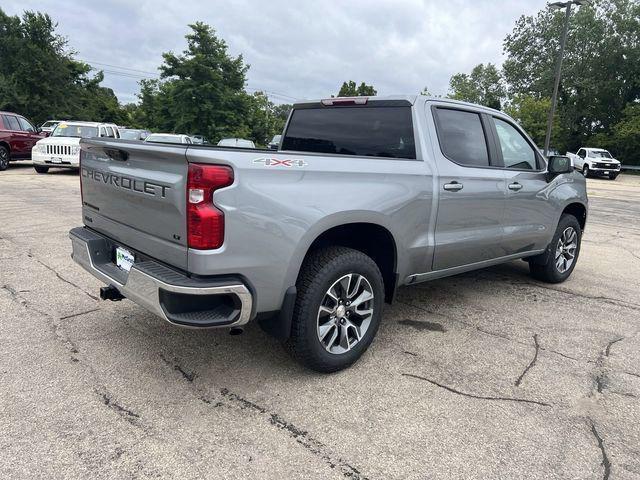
(567, 147, 621, 180)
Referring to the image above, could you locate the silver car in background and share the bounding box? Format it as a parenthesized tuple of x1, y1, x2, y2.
(145, 133, 192, 144)
(217, 138, 256, 148)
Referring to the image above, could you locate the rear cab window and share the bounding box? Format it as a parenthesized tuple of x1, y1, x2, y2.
(282, 103, 416, 159)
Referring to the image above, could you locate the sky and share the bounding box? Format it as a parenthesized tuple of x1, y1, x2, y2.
(4, 0, 546, 105)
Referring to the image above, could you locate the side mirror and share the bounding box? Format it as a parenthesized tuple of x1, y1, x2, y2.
(547, 155, 572, 182)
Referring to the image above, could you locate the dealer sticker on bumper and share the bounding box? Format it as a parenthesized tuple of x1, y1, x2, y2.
(116, 247, 134, 272)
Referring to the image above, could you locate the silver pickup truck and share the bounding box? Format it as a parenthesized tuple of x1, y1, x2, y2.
(69, 95, 588, 372)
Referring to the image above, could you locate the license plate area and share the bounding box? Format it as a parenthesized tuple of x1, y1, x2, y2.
(115, 246, 135, 272)
(51, 157, 63, 164)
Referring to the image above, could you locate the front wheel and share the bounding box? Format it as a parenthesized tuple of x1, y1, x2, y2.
(582, 164, 589, 178)
(0, 146, 9, 171)
(285, 246, 384, 373)
(529, 214, 582, 283)
(609, 172, 619, 180)
(34, 165, 49, 174)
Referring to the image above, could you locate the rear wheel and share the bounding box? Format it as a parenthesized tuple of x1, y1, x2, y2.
(0, 146, 9, 171)
(34, 165, 49, 174)
(529, 214, 582, 283)
(285, 246, 384, 373)
(582, 164, 589, 178)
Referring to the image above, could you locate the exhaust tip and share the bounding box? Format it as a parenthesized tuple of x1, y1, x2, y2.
(229, 327, 244, 336)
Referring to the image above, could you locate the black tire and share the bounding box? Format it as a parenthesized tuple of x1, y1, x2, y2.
(609, 173, 618, 180)
(582, 164, 589, 178)
(529, 214, 582, 283)
(34, 165, 49, 174)
(0, 146, 9, 171)
(285, 246, 384, 373)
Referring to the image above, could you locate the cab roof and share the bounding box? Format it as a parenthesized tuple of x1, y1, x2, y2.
(293, 95, 503, 114)
(57, 121, 118, 127)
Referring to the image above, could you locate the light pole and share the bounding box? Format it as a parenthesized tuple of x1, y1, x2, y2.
(543, 0, 591, 157)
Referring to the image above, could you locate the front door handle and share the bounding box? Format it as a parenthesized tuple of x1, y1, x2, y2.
(443, 182, 463, 192)
(508, 182, 523, 191)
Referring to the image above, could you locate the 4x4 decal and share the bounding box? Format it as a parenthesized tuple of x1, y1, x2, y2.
(253, 157, 308, 168)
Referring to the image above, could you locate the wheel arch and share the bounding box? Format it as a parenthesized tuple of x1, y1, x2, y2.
(562, 202, 587, 230)
(290, 217, 399, 304)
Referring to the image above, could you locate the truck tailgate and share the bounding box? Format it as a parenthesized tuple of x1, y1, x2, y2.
(80, 139, 189, 270)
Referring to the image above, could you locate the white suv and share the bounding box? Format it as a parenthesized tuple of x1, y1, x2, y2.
(32, 121, 120, 174)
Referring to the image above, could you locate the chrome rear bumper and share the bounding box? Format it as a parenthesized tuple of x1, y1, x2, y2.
(69, 227, 253, 328)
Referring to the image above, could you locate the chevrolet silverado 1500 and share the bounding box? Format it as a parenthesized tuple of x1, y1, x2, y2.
(567, 147, 621, 180)
(69, 95, 588, 372)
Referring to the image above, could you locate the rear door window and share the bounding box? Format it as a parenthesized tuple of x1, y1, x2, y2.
(18, 117, 36, 132)
(4, 115, 21, 131)
(493, 118, 538, 170)
(282, 106, 416, 159)
(433, 108, 490, 167)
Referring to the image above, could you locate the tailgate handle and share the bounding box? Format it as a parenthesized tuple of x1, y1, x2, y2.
(104, 148, 129, 162)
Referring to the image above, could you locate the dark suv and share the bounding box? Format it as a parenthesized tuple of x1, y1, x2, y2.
(0, 111, 46, 171)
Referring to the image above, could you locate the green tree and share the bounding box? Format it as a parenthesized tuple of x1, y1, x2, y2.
(130, 79, 169, 130)
(592, 103, 640, 165)
(448, 63, 505, 110)
(503, 0, 640, 151)
(0, 8, 125, 125)
(245, 92, 289, 146)
(272, 103, 292, 126)
(337, 80, 377, 97)
(154, 22, 251, 141)
(130, 23, 292, 142)
(505, 95, 561, 148)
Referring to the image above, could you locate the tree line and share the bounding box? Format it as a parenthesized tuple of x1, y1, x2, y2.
(348, 1, 639, 164)
(0, 10, 291, 146)
(1, 2, 638, 161)
(443, 0, 640, 164)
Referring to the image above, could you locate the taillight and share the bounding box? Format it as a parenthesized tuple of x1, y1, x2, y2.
(187, 163, 234, 250)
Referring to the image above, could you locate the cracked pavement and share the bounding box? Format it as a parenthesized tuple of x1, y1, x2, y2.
(1, 163, 639, 479)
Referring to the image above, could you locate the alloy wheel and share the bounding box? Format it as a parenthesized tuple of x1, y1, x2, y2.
(555, 227, 578, 274)
(316, 273, 374, 354)
(0, 149, 8, 170)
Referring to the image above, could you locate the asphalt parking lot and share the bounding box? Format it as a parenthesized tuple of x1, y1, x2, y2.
(1, 162, 639, 480)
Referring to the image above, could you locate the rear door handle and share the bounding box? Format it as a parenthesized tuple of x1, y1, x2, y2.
(508, 182, 523, 191)
(443, 182, 463, 192)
